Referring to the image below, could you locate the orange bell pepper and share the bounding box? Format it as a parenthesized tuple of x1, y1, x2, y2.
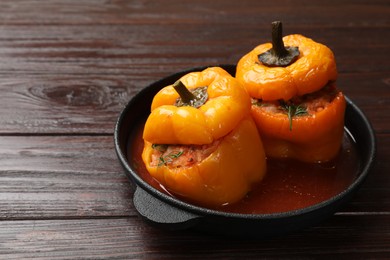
(251, 84, 346, 163)
(142, 67, 267, 207)
(236, 22, 337, 101)
(143, 67, 251, 145)
(142, 116, 266, 207)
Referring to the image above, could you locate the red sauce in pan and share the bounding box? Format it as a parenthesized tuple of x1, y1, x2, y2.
(128, 121, 360, 214)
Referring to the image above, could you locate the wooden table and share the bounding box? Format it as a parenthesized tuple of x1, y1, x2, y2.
(0, 0, 388, 258)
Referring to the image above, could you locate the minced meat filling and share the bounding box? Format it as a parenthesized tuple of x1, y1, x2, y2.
(253, 83, 340, 115)
(150, 140, 220, 168)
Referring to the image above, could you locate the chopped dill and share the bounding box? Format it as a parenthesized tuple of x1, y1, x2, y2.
(281, 102, 308, 131)
(157, 150, 184, 166)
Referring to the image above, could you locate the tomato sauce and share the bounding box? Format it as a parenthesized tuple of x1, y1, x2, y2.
(128, 121, 359, 214)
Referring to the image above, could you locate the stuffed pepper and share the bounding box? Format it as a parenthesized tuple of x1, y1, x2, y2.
(142, 67, 267, 207)
(236, 21, 346, 163)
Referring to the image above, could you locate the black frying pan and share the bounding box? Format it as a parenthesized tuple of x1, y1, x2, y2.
(114, 65, 376, 238)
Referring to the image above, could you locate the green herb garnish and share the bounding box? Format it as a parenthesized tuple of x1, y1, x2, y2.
(281, 102, 308, 131)
(157, 150, 184, 166)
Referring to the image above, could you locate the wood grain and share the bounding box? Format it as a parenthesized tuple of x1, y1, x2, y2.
(0, 215, 389, 259)
(0, 1, 387, 135)
(0, 0, 388, 258)
(0, 72, 387, 134)
(0, 25, 387, 74)
(0, 136, 134, 219)
(0, 135, 388, 220)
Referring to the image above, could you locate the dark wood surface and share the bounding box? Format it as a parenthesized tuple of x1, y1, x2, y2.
(0, 0, 389, 258)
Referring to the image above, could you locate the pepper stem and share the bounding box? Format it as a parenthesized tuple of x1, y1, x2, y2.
(173, 80, 208, 108)
(271, 21, 289, 57)
(173, 80, 196, 104)
(258, 21, 300, 67)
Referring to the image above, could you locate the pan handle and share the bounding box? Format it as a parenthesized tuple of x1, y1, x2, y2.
(133, 186, 201, 230)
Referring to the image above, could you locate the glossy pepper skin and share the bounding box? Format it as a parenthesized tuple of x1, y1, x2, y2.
(142, 67, 267, 207)
(143, 67, 251, 145)
(236, 34, 338, 101)
(142, 116, 266, 207)
(251, 90, 346, 162)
